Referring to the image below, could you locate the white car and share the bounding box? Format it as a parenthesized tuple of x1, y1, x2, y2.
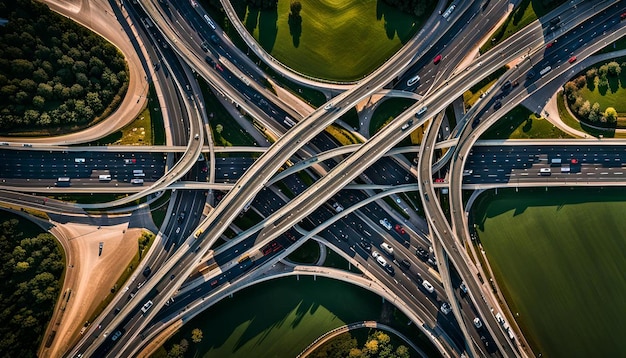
(474, 317, 483, 328)
(422, 280, 434, 293)
(376, 256, 387, 267)
(379, 218, 392, 230)
(440, 302, 451, 315)
(372, 251, 380, 259)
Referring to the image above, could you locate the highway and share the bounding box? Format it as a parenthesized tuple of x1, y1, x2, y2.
(9, 0, 626, 357)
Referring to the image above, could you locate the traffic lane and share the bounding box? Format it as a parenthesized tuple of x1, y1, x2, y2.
(328, 232, 467, 351)
(0, 150, 165, 179)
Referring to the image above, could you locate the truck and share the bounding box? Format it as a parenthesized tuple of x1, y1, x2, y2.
(539, 168, 551, 176)
(99, 174, 112, 182)
(539, 66, 552, 76)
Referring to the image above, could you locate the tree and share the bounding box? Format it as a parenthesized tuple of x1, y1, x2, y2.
(363, 339, 379, 354)
(167, 344, 184, 358)
(395, 345, 410, 358)
(191, 328, 203, 343)
(605, 107, 618, 123)
(607, 61, 620, 76)
(215, 124, 224, 134)
(578, 100, 591, 118)
(290, 0, 302, 16)
(32, 95, 45, 109)
(563, 82, 577, 102)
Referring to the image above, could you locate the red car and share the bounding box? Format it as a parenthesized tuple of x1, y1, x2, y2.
(394, 224, 406, 235)
(571, 158, 578, 164)
(435, 178, 445, 183)
(433, 54, 442, 64)
(621, 12, 626, 20)
(568, 56, 577, 64)
(546, 42, 554, 48)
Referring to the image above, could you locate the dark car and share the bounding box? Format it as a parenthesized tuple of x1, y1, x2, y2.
(400, 259, 411, 269)
(501, 80, 511, 91)
(142, 266, 151, 277)
(359, 241, 372, 251)
(494, 101, 502, 110)
(527, 70, 535, 79)
(472, 118, 481, 128)
(385, 264, 395, 275)
(416, 246, 429, 261)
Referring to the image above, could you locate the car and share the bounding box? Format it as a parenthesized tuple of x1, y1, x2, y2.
(379, 218, 392, 230)
(400, 259, 411, 269)
(460, 282, 468, 294)
(546, 42, 554, 48)
(372, 251, 381, 259)
(621, 12, 626, 20)
(170, 274, 175, 280)
(474, 317, 483, 328)
(571, 158, 579, 164)
(359, 241, 371, 251)
(428, 256, 437, 268)
(434, 178, 444, 183)
(376, 255, 387, 267)
(323, 103, 334, 111)
(385, 264, 395, 275)
(194, 133, 200, 140)
(494, 101, 502, 110)
(416, 246, 429, 261)
(422, 280, 435, 293)
(210, 34, 219, 44)
(380, 242, 394, 256)
(501, 80, 511, 91)
(210, 279, 218, 287)
(463, 169, 473, 176)
(568, 56, 577, 64)
(178, 212, 186, 222)
(113, 307, 121, 315)
(124, 158, 137, 164)
(433, 54, 442, 64)
(440, 302, 451, 314)
(512, 80, 519, 88)
(111, 330, 123, 341)
(527, 70, 535, 79)
(472, 118, 480, 128)
(394, 224, 406, 235)
(142, 267, 151, 277)
(175, 227, 181, 234)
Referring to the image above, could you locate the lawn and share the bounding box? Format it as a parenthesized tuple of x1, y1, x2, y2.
(88, 84, 164, 145)
(576, 60, 626, 114)
(287, 239, 321, 264)
(157, 277, 384, 358)
(471, 187, 626, 358)
(480, 105, 572, 139)
(480, 0, 567, 54)
(369, 98, 416, 136)
(240, 0, 422, 81)
(197, 79, 259, 146)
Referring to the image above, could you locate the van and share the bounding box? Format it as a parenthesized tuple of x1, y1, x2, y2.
(75, 158, 85, 163)
(141, 300, 153, 314)
(380, 242, 394, 256)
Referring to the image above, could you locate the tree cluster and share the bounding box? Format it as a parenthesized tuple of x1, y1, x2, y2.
(158, 328, 203, 358)
(563, 61, 624, 125)
(311, 330, 410, 358)
(0, 217, 64, 357)
(244, 0, 278, 10)
(0, 0, 128, 132)
(379, 0, 435, 17)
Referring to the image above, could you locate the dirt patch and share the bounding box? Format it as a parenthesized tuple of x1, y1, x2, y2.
(43, 220, 140, 357)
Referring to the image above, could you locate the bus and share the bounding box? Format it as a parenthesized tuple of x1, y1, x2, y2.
(283, 117, 296, 128)
(56, 177, 71, 187)
(99, 175, 112, 182)
(203, 14, 216, 29)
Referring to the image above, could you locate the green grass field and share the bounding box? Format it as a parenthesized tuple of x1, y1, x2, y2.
(577, 63, 626, 114)
(240, 0, 421, 81)
(159, 277, 383, 358)
(480, 105, 572, 139)
(369, 98, 416, 136)
(480, 0, 566, 53)
(472, 187, 626, 358)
